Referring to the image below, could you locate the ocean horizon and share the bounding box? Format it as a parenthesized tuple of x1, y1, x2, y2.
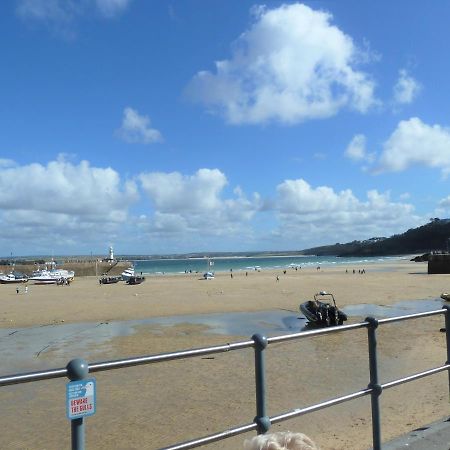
(131, 254, 408, 275)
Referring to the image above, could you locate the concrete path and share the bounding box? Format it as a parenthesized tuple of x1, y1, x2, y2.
(381, 417, 450, 449)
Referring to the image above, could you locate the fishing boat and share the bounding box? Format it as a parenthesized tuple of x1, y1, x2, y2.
(0, 272, 28, 284)
(203, 258, 215, 280)
(99, 275, 122, 285)
(28, 267, 75, 285)
(126, 276, 145, 285)
(121, 265, 135, 281)
(300, 291, 347, 327)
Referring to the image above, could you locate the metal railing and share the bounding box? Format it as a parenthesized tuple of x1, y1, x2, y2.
(1, 306, 449, 450)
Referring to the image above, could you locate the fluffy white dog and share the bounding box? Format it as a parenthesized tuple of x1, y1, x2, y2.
(244, 431, 319, 450)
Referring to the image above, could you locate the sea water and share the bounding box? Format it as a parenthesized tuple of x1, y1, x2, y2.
(132, 255, 406, 275)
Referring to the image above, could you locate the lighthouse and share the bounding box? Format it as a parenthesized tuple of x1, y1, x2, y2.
(108, 246, 114, 261)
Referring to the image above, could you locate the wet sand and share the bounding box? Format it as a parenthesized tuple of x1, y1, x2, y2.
(0, 260, 449, 449)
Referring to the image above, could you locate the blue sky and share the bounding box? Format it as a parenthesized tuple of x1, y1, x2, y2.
(1, 0, 450, 256)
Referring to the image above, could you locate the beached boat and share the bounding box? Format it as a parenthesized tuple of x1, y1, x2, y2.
(126, 276, 145, 285)
(441, 292, 450, 301)
(99, 276, 121, 285)
(28, 268, 75, 285)
(203, 258, 215, 280)
(121, 266, 135, 281)
(0, 272, 28, 284)
(300, 291, 347, 327)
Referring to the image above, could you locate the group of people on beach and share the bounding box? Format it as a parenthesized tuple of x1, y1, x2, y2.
(345, 269, 366, 274)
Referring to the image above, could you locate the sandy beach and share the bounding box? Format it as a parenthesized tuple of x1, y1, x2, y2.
(0, 259, 449, 449)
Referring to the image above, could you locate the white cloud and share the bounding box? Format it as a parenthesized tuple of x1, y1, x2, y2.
(439, 197, 450, 208)
(95, 0, 132, 17)
(186, 3, 378, 125)
(433, 197, 450, 220)
(393, 69, 421, 105)
(138, 169, 261, 237)
(16, 0, 78, 23)
(0, 157, 429, 254)
(116, 107, 163, 145)
(0, 157, 137, 219)
(16, 0, 132, 23)
(344, 134, 374, 162)
(139, 168, 227, 213)
(270, 178, 420, 245)
(0, 159, 17, 168)
(0, 157, 138, 252)
(377, 117, 450, 176)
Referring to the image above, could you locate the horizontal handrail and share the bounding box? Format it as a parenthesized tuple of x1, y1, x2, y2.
(382, 364, 450, 389)
(0, 340, 254, 387)
(378, 309, 443, 325)
(89, 340, 254, 373)
(268, 321, 367, 344)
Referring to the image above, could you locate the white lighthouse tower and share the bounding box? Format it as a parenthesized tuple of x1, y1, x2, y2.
(108, 246, 114, 262)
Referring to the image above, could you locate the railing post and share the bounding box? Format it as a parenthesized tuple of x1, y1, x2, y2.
(252, 334, 270, 435)
(366, 317, 382, 450)
(66, 358, 89, 450)
(443, 305, 450, 397)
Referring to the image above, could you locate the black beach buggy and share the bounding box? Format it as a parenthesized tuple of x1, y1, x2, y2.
(300, 291, 348, 327)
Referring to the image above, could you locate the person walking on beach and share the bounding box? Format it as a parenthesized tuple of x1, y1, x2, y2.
(16, 286, 19, 294)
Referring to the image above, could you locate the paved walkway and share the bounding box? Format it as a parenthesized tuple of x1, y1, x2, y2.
(381, 417, 450, 449)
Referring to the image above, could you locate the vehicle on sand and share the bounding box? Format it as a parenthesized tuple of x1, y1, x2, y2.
(300, 291, 348, 327)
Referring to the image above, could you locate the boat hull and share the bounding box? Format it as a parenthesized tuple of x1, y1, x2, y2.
(0, 278, 28, 284)
(126, 276, 145, 285)
(121, 268, 135, 281)
(99, 276, 121, 284)
(300, 300, 347, 327)
(28, 268, 74, 285)
(30, 279, 58, 285)
(300, 302, 320, 323)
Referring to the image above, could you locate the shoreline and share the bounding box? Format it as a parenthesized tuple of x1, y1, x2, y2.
(0, 259, 439, 329)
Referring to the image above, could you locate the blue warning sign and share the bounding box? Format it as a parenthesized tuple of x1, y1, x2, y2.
(66, 378, 96, 420)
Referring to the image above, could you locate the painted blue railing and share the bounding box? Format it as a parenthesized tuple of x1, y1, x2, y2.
(1, 306, 449, 450)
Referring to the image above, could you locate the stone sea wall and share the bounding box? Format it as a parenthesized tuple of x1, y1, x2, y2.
(0, 261, 130, 277)
(428, 254, 450, 274)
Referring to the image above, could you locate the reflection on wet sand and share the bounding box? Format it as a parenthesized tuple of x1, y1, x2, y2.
(0, 297, 444, 375)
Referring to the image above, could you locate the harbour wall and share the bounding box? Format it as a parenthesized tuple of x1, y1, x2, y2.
(428, 254, 450, 274)
(0, 261, 130, 277)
